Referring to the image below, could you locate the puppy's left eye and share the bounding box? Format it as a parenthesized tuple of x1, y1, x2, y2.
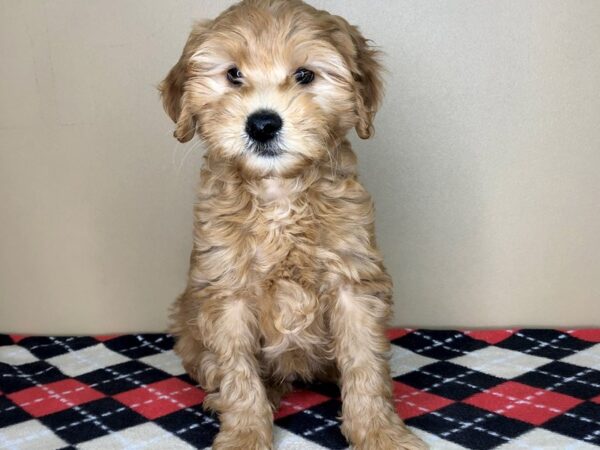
(294, 68, 315, 85)
(227, 67, 243, 86)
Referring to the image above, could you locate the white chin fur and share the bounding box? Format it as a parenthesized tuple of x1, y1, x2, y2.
(242, 151, 301, 175)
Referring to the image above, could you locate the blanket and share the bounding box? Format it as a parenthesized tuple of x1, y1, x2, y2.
(1, 329, 599, 449)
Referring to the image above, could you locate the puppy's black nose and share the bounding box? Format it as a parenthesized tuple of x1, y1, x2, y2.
(246, 110, 282, 143)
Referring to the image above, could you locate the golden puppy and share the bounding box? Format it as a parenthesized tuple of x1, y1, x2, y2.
(160, 1, 426, 448)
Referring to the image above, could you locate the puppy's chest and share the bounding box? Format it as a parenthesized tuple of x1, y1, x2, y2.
(250, 181, 333, 363)
(251, 181, 321, 283)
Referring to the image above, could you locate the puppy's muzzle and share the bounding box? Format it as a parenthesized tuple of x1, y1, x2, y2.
(245, 110, 283, 155)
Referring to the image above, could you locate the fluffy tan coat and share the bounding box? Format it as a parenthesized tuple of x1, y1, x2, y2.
(160, 1, 427, 448)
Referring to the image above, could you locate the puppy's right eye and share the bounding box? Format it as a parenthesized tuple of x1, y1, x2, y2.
(294, 68, 315, 85)
(227, 67, 243, 86)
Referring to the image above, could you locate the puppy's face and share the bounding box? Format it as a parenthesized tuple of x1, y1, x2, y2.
(161, 0, 382, 177)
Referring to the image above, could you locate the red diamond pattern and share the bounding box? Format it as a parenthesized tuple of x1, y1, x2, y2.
(393, 381, 453, 420)
(275, 389, 331, 419)
(114, 378, 205, 419)
(95, 334, 119, 342)
(464, 381, 583, 425)
(465, 330, 515, 345)
(7, 379, 104, 417)
(9, 334, 27, 343)
(566, 329, 600, 343)
(387, 329, 412, 340)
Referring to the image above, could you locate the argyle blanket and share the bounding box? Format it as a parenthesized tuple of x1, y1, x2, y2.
(1, 330, 599, 449)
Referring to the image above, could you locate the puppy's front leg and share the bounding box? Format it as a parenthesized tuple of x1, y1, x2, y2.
(201, 298, 273, 450)
(332, 286, 427, 450)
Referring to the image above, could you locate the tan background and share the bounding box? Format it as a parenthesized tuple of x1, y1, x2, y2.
(1, 0, 599, 334)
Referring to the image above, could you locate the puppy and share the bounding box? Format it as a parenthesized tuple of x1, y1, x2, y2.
(160, 1, 426, 449)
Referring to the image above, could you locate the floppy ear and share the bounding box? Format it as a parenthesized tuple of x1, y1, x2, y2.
(328, 17, 384, 139)
(159, 21, 211, 143)
(350, 27, 383, 139)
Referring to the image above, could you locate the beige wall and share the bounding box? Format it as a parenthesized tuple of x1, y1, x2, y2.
(1, 0, 599, 334)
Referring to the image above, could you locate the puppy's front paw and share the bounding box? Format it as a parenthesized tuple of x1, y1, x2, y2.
(212, 429, 273, 450)
(353, 425, 428, 450)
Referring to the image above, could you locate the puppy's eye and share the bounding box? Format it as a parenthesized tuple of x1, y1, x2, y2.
(294, 68, 315, 85)
(227, 67, 243, 86)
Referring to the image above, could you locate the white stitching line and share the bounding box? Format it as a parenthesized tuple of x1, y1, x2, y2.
(516, 333, 600, 364)
(20, 337, 77, 352)
(410, 331, 469, 356)
(5, 385, 90, 410)
(52, 405, 129, 432)
(1, 366, 54, 379)
(125, 385, 197, 409)
(132, 335, 168, 354)
(520, 333, 571, 354)
(533, 367, 600, 390)
(583, 426, 600, 443)
(107, 335, 169, 358)
(438, 411, 507, 441)
(278, 399, 339, 437)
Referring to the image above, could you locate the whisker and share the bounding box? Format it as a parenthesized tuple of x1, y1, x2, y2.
(175, 139, 202, 177)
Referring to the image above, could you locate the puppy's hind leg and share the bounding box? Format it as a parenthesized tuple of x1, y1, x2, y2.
(199, 297, 273, 450)
(331, 285, 428, 450)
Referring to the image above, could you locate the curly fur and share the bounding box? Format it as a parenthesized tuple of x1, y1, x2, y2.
(160, 1, 427, 448)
